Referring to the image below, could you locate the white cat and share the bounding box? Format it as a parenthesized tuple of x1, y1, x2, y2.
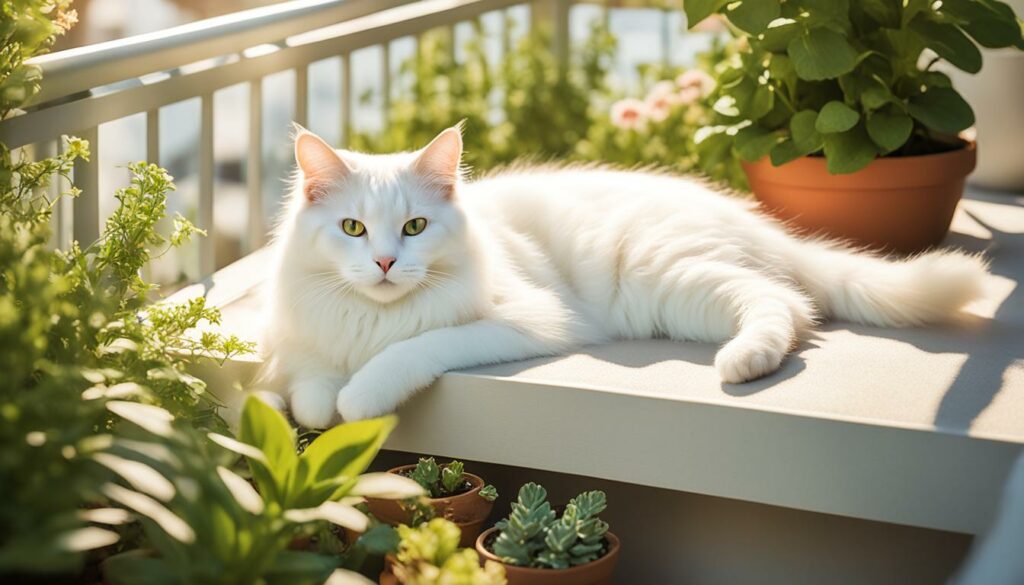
(260, 125, 988, 429)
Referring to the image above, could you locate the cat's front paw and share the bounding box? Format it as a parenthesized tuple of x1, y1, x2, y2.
(335, 381, 390, 421)
(290, 379, 341, 429)
(714, 339, 785, 384)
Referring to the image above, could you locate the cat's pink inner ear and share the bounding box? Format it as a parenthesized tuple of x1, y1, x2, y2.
(295, 131, 349, 202)
(414, 126, 463, 198)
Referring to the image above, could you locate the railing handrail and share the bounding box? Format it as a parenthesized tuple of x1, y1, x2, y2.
(28, 0, 417, 105)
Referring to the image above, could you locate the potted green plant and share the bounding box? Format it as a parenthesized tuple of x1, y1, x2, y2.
(475, 483, 620, 585)
(99, 397, 424, 585)
(380, 518, 507, 585)
(366, 457, 498, 547)
(688, 0, 1024, 253)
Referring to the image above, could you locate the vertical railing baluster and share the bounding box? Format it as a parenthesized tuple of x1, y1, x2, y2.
(556, 0, 571, 68)
(73, 126, 100, 245)
(340, 53, 352, 146)
(661, 6, 671, 68)
(248, 79, 265, 251)
(381, 42, 391, 125)
(199, 93, 215, 276)
(294, 64, 309, 128)
(146, 109, 160, 163)
(144, 109, 160, 282)
(502, 8, 512, 56)
(448, 24, 457, 66)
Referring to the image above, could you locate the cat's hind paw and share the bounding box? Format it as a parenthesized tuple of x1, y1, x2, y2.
(714, 339, 785, 384)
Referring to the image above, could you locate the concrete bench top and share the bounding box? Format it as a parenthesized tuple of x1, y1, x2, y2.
(179, 187, 1024, 536)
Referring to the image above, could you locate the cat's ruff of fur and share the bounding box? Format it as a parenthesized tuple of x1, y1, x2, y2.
(260, 125, 989, 429)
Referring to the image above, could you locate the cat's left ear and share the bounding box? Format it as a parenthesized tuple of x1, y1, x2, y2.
(413, 124, 463, 198)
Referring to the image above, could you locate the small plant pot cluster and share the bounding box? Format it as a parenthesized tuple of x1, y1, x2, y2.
(365, 457, 498, 547)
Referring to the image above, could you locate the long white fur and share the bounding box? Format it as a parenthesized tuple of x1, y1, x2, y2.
(261, 126, 989, 428)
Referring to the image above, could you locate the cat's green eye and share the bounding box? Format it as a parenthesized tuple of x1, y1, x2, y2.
(403, 217, 428, 236)
(341, 218, 366, 237)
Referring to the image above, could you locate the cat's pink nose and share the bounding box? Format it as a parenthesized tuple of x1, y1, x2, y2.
(375, 257, 396, 274)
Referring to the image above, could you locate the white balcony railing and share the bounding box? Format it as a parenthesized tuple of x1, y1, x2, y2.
(0, 0, 691, 280)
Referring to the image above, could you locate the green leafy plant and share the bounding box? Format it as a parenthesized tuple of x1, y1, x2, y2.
(407, 457, 497, 501)
(685, 0, 1024, 174)
(577, 35, 748, 189)
(0, 3, 255, 577)
(96, 399, 382, 585)
(392, 519, 506, 585)
(490, 483, 609, 569)
(213, 396, 424, 514)
(351, 20, 614, 172)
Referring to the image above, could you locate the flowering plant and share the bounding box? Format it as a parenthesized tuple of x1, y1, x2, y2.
(576, 37, 747, 190)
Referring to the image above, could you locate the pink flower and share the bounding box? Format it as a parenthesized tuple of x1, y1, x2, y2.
(676, 69, 716, 98)
(677, 86, 703, 106)
(610, 98, 649, 130)
(645, 81, 680, 122)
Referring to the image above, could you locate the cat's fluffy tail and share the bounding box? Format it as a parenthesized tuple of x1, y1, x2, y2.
(789, 240, 989, 327)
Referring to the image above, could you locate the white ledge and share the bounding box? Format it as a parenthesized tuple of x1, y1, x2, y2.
(179, 187, 1024, 535)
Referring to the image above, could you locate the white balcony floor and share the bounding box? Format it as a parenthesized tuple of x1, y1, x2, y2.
(180, 187, 1024, 535)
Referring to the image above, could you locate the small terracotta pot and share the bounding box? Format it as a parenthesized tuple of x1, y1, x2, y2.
(364, 465, 494, 547)
(379, 554, 399, 585)
(742, 142, 977, 255)
(475, 528, 621, 585)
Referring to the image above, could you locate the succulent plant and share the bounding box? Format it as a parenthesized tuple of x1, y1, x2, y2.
(394, 518, 506, 585)
(409, 457, 498, 501)
(492, 483, 610, 569)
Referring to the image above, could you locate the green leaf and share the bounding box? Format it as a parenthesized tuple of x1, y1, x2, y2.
(787, 29, 859, 80)
(734, 125, 780, 162)
(103, 552, 178, 585)
(300, 416, 397, 487)
(264, 551, 339, 585)
(684, 0, 729, 28)
(749, 84, 775, 120)
(727, 0, 781, 34)
(769, 139, 806, 166)
(790, 110, 824, 153)
(823, 124, 878, 174)
(908, 87, 975, 134)
(942, 0, 1023, 48)
(357, 523, 400, 555)
(240, 396, 298, 495)
(860, 79, 896, 111)
(802, 0, 852, 28)
(909, 19, 982, 73)
(815, 101, 860, 134)
(857, 0, 901, 28)
(866, 112, 914, 152)
(759, 18, 801, 52)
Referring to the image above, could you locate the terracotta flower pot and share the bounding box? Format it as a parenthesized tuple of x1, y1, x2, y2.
(742, 142, 977, 255)
(364, 465, 494, 547)
(379, 554, 399, 585)
(475, 528, 621, 585)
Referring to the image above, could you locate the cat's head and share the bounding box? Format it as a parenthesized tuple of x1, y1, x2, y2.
(286, 125, 468, 304)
